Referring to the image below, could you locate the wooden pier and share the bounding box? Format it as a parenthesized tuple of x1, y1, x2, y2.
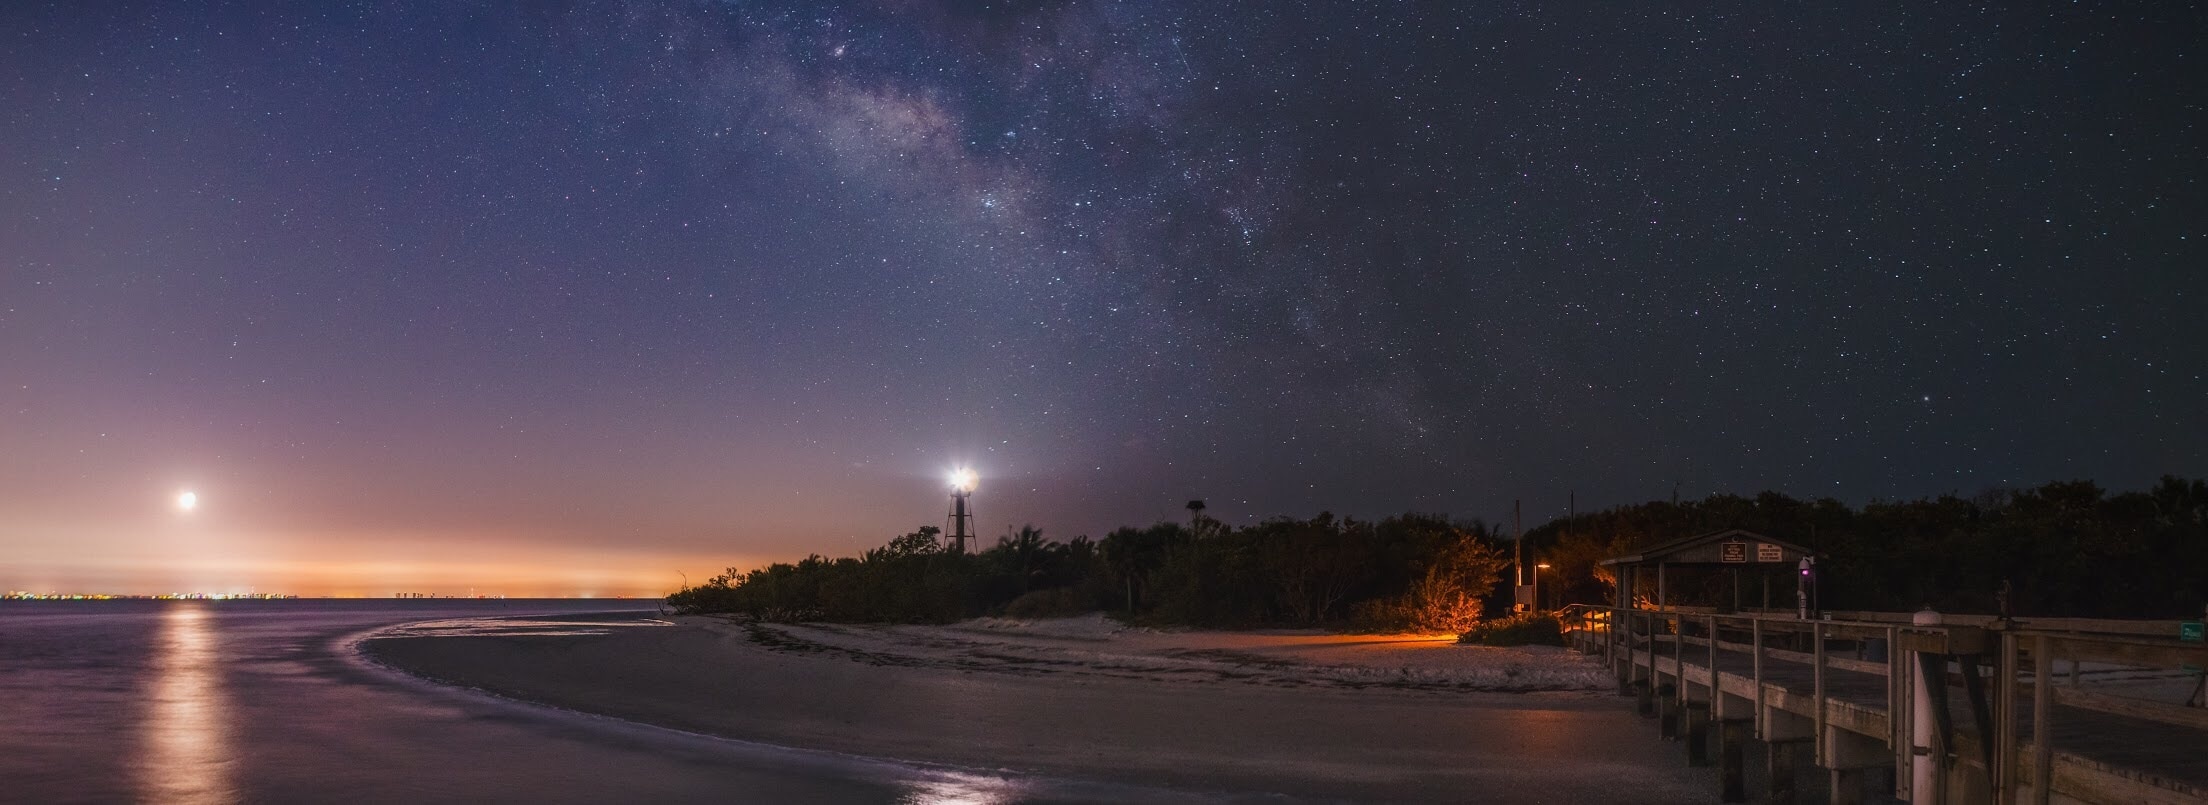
(1561, 604, 2208, 803)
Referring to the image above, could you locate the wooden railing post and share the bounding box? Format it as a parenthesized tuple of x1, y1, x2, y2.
(1644, 611, 1656, 687)
(2031, 634, 2052, 805)
(1813, 621, 1827, 766)
(1889, 625, 1908, 801)
(1997, 630, 2019, 802)
(1706, 614, 1719, 713)
(1674, 613, 1686, 707)
(1607, 607, 1618, 664)
(1752, 617, 1765, 737)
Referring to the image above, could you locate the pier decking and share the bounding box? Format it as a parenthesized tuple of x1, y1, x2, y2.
(1562, 606, 2208, 804)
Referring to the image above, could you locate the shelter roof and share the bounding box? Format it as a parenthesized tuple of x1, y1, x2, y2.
(1598, 528, 1817, 567)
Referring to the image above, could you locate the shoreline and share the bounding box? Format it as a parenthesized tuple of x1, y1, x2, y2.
(361, 612, 1716, 802)
(340, 615, 1194, 803)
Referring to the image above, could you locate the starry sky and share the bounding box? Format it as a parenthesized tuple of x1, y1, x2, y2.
(4, 2, 2202, 596)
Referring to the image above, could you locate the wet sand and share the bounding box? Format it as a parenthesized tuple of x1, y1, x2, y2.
(363, 613, 1717, 802)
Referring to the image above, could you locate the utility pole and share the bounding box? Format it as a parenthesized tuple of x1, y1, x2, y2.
(1514, 499, 1523, 586)
(1513, 499, 1525, 613)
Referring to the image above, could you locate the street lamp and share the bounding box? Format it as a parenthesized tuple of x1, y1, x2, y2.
(1534, 562, 1552, 612)
(1797, 557, 1817, 619)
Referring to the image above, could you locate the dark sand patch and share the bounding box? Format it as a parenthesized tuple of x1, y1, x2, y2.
(365, 614, 1718, 802)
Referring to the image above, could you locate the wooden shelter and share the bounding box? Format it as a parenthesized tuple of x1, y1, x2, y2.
(1599, 528, 1817, 612)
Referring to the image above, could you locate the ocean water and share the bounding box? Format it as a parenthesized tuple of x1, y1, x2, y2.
(0, 600, 1159, 804)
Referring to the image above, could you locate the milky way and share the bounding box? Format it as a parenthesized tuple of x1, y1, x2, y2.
(2, 2, 2201, 592)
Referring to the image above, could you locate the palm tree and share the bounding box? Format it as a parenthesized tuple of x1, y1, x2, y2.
(1001, 525, 1047, 592)
(1102, 526, 1166, 614)
(1186, 499, 1207, 535)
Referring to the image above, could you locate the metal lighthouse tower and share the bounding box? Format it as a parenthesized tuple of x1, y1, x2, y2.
(947, 468, 977, 554)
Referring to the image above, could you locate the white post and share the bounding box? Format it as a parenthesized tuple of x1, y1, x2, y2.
(1797, 557, 1814, 619)
(1911, 607, 1942, 805)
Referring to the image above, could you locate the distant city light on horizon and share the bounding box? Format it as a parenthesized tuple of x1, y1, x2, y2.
(176, 491, 199, 512)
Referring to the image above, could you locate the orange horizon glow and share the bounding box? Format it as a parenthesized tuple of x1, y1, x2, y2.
(0, 454, 992, 601)
(1, 557, 693, 599)
(0, 549, 760, 599)
(0, 522, 773, 598)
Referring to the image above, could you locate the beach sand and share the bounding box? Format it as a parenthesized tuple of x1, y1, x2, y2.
(363, 613, 1717, 802)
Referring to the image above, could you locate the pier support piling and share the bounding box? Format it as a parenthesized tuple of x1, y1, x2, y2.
(1658, 683, 1680, 739)
(1719, 718, 1751, 803)
(1828, 766, 1866, 805)
(1767, 738, 1813, 805)
(1821, 725, 1889, 805)
(1685, 701, 1712, 766)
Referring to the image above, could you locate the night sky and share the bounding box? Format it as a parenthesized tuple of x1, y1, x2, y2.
(4, 2, 2202, 596)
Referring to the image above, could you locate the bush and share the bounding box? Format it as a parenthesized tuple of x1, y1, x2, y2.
(1349, 590, 1485, 634)
(1002, 587, 1094, 619)
(1458, 611, 1563, 646)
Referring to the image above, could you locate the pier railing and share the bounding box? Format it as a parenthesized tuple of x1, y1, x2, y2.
(1554, 603, 2208, 804)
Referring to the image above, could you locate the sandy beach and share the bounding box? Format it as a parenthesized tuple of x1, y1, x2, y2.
(363, 613, 1717, 802)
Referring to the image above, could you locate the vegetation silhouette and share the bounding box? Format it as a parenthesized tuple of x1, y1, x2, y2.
(669, 513, 1509, 631)
(667, 477, 2208, 626)
(1528, 477, 2208, 619)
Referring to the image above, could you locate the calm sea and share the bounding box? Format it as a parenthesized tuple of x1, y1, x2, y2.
(0, 600, 1150, 803)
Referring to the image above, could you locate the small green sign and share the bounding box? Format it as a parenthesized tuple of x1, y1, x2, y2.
(2182, 621, 2205, 643)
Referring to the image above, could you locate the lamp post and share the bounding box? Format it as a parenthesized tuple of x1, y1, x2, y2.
(1796, 557, 1816, 619)
(1535, 562, 1552, 612)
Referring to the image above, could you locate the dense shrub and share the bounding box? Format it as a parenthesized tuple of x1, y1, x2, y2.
(1458, 612, 1564, 646)
(670, 513, 1510, 629)
(1002, 587, 1095, 619)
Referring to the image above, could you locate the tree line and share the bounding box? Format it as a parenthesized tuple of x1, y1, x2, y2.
(667, 477, 2208, 626)
(1533, 477, 2208, 619)
(666, 511, 1511, 632)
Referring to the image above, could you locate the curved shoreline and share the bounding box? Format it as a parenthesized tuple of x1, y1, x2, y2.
(338, 613, 1173, 802)
(357, 612, 1718, 803)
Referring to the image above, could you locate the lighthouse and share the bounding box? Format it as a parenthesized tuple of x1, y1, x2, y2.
(947, 468, 977, 554)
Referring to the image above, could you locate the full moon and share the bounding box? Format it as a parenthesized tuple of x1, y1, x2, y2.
(176, 491, 198, 511)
